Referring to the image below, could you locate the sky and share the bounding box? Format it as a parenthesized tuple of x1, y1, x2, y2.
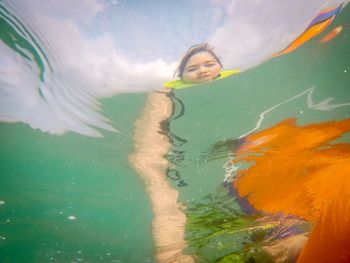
(0, 0, 348, 136)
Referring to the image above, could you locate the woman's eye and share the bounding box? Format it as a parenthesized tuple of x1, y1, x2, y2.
(205, 63, 217, 67)
(186, 68, 197, 72)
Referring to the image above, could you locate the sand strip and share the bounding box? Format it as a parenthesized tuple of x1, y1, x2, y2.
(129, 91, 194, 263)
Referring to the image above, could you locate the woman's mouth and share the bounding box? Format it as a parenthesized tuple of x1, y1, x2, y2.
(199, 74, 211, 79)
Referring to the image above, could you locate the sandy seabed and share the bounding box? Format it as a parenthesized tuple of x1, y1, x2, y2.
(129, 91, 195, 263)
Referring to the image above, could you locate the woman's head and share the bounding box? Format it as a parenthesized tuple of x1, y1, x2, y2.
(176, 43, 222, 84)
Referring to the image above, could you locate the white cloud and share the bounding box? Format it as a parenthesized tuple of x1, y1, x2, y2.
(0, 0, 347, 137)
(18, 0, 103, 26)
(1, 0, 176, 136)
(209, 0, 347, 70)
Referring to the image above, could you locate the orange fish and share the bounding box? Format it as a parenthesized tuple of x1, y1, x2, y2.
(319, 25, 343, 43)
(297, 179, 350, 262)
(231, 118, 350, 261)
(233, 118, 350, 221)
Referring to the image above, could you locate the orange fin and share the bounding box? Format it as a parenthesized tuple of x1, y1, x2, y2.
(297, 179, 350, 262)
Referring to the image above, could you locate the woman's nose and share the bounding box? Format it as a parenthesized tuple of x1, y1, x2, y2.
(198, 66, 208, 74)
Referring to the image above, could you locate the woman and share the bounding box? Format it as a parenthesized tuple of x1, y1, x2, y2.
(164, 43, 239, 89)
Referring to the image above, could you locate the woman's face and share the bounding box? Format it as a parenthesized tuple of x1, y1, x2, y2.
(182, 51, 222, 83)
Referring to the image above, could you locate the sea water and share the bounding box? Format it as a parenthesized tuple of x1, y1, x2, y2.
(0, 94, 156, 262)
(1, 3, 349, 263)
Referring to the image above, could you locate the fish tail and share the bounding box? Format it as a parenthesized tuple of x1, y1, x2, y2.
(297, 178, 350, 263)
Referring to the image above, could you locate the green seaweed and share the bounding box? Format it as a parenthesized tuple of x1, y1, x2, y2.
(184, 185, 274, 262)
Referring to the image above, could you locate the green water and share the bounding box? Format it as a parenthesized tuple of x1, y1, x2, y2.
(170, 9, 350, 203)
(0, 94, 156, 262)
(164, 6, 349, 261)
(1, 5, 350, 263)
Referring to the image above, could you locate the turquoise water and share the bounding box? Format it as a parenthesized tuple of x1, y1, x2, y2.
(0, 94, 158, 262)
(167, 8, 350, 260)
(1, 2, 350, 262)
(171, 12, 350, 202)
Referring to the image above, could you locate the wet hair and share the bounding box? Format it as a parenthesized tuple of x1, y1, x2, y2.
(175, 43, 222, 79)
